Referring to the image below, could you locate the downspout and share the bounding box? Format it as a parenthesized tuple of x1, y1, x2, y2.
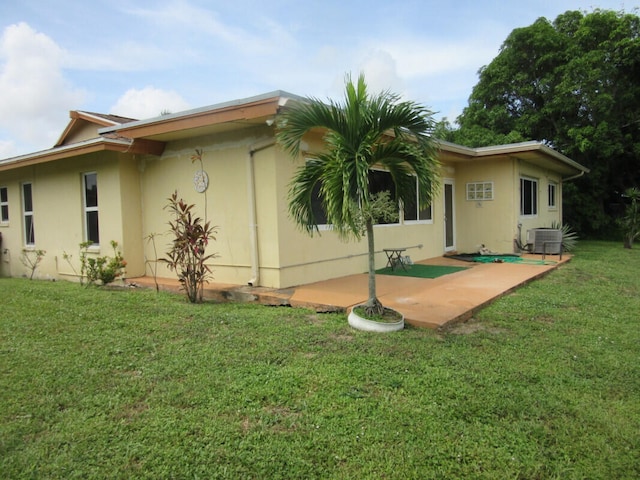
(562, 170, 586, 182)
(247, 137, 276, 286)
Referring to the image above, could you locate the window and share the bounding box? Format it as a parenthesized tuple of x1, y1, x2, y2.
(83, 173, 99, 244)
(403, 176, 433, 222)
(369, 169, 398, 225)
(548, 182, 557, 209)
(308, 168, 432, 226)
(466, 182, 494, 201)
(520, 177, 538, 216)
(310, 182, 328, 225)
(22, 183, 35, 245)
(0, 187, 8, 223)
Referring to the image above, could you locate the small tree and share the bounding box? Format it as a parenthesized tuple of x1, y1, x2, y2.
(277, 74, 440, 316)
(619, 187, 640, 249)
(20, 249, 45, 280)
(162, 191, 219, 303)
(145, 232, 161, 292)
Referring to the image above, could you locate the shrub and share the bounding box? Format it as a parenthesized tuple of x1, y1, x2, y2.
(20, 249, 45, 280)
(162, 191, 219, 303)
(78, 241, 127, 286)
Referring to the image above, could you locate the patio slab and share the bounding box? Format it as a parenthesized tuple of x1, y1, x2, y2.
(128, 254, 569, 330)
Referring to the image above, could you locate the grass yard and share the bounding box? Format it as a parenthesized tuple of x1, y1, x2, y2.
(1, 241, 639, 479)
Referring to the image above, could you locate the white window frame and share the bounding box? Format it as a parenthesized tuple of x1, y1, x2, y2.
(520, 176, 538, 217)
(548, 182, 557, 209)
(0, 186, 8, 223)
(22, 182, 35, 246)
(83, 172, 100, 245)
(466, 181, 494, 201)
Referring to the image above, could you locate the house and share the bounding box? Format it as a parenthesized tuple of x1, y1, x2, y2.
(0, 91, 588, 287)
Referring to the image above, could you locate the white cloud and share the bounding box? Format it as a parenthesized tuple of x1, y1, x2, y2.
(109, 86, 191, 119)
(367, 36, 501, 79)
(0, 139, 16, 159)
(358, 50, 406, 96)
(125, 1, 296, 57)
(0, 22, 85, 155)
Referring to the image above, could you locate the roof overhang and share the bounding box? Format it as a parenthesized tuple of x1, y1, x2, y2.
(99, 91, 303, 143)
(0, 137, 164, 172)
(436, 139, 589, 179)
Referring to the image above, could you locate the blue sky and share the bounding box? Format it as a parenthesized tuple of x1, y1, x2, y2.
(0, 0, 634, 158)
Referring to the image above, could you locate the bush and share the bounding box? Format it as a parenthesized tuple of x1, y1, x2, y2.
(81, 241, 127, 286)
(162, 191, 218, 303)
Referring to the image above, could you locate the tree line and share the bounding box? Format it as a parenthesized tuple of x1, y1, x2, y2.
(436, 9, 640, 239)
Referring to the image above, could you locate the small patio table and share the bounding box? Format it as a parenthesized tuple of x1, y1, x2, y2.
(383, 247, 408, 271)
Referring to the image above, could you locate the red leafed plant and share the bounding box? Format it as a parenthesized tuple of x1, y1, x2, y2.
(162, 191, 219, 303)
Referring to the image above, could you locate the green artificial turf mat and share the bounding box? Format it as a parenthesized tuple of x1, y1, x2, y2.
(376, 263, 468, 278)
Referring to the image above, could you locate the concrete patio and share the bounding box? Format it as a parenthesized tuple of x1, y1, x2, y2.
(128, 253, 570, 330)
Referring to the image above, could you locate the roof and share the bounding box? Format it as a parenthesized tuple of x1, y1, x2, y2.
(0, 90, 588, 179)
(436, 139, 589, 178)
(98, 90, 305, 142)
(0, 137, 134, 172)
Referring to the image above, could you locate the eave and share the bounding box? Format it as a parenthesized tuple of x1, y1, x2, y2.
(99, 91, 302, 142)
(436, 139, 590, 178)
(0, 137, 164, 172)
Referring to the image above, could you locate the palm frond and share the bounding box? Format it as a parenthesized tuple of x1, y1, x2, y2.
(278, 73, 440, 305)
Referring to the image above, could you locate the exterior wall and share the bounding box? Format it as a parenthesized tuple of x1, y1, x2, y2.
(137, 128, 447, 289)
(62, 123, 102, 145)
(0, 152, 140, 281)
(451, 157, 564, 255)
(137, 128, 274, 286)
(517, 160, 564, 244)
(270, 133, 446, 288)
(117, 158, 145, 277)
(0, 168, 25, 278)
(453, 157, 519, 254)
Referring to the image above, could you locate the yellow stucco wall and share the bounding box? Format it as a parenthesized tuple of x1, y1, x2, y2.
(453, 157, 518, 253)
(0, 152, 139, 281)
(137, 129, 272, 285)
(135, 127, 451, 289)
(117, 158, 145, 276)
(267, 134, 446, 288)
(518, 160, 563, 239)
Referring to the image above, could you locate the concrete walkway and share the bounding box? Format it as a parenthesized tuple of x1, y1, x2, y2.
(129, 254, 569, 330)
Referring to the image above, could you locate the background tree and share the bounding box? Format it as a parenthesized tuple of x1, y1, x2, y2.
(277, 74, 440, 315)
(619, 187, 640, 248)
(443, 9, 640, 237)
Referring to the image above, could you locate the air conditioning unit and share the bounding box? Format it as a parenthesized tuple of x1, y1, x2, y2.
(527, 228, 563, 254)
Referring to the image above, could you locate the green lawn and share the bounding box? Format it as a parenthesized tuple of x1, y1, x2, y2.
(1, 241, 638, 479)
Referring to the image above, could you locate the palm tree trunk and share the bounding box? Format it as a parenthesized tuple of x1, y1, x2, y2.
(365, 220, 383, 314)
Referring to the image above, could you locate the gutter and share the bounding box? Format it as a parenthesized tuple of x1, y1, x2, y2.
(562, 170, 586, 182)
(247, 137, 276, 286)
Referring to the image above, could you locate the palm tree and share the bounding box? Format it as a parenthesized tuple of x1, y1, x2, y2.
(277, 74, 440, 315)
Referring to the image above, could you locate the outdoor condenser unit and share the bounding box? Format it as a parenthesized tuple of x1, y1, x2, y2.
(526, 228, 563, 254)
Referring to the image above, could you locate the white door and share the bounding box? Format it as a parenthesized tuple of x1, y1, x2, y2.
(444, 180, 456, 252)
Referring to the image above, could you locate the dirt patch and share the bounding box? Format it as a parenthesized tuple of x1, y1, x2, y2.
(115, 401, 149, 422)
(329, 333, 355, 342)
(446, 318, 506, 335)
